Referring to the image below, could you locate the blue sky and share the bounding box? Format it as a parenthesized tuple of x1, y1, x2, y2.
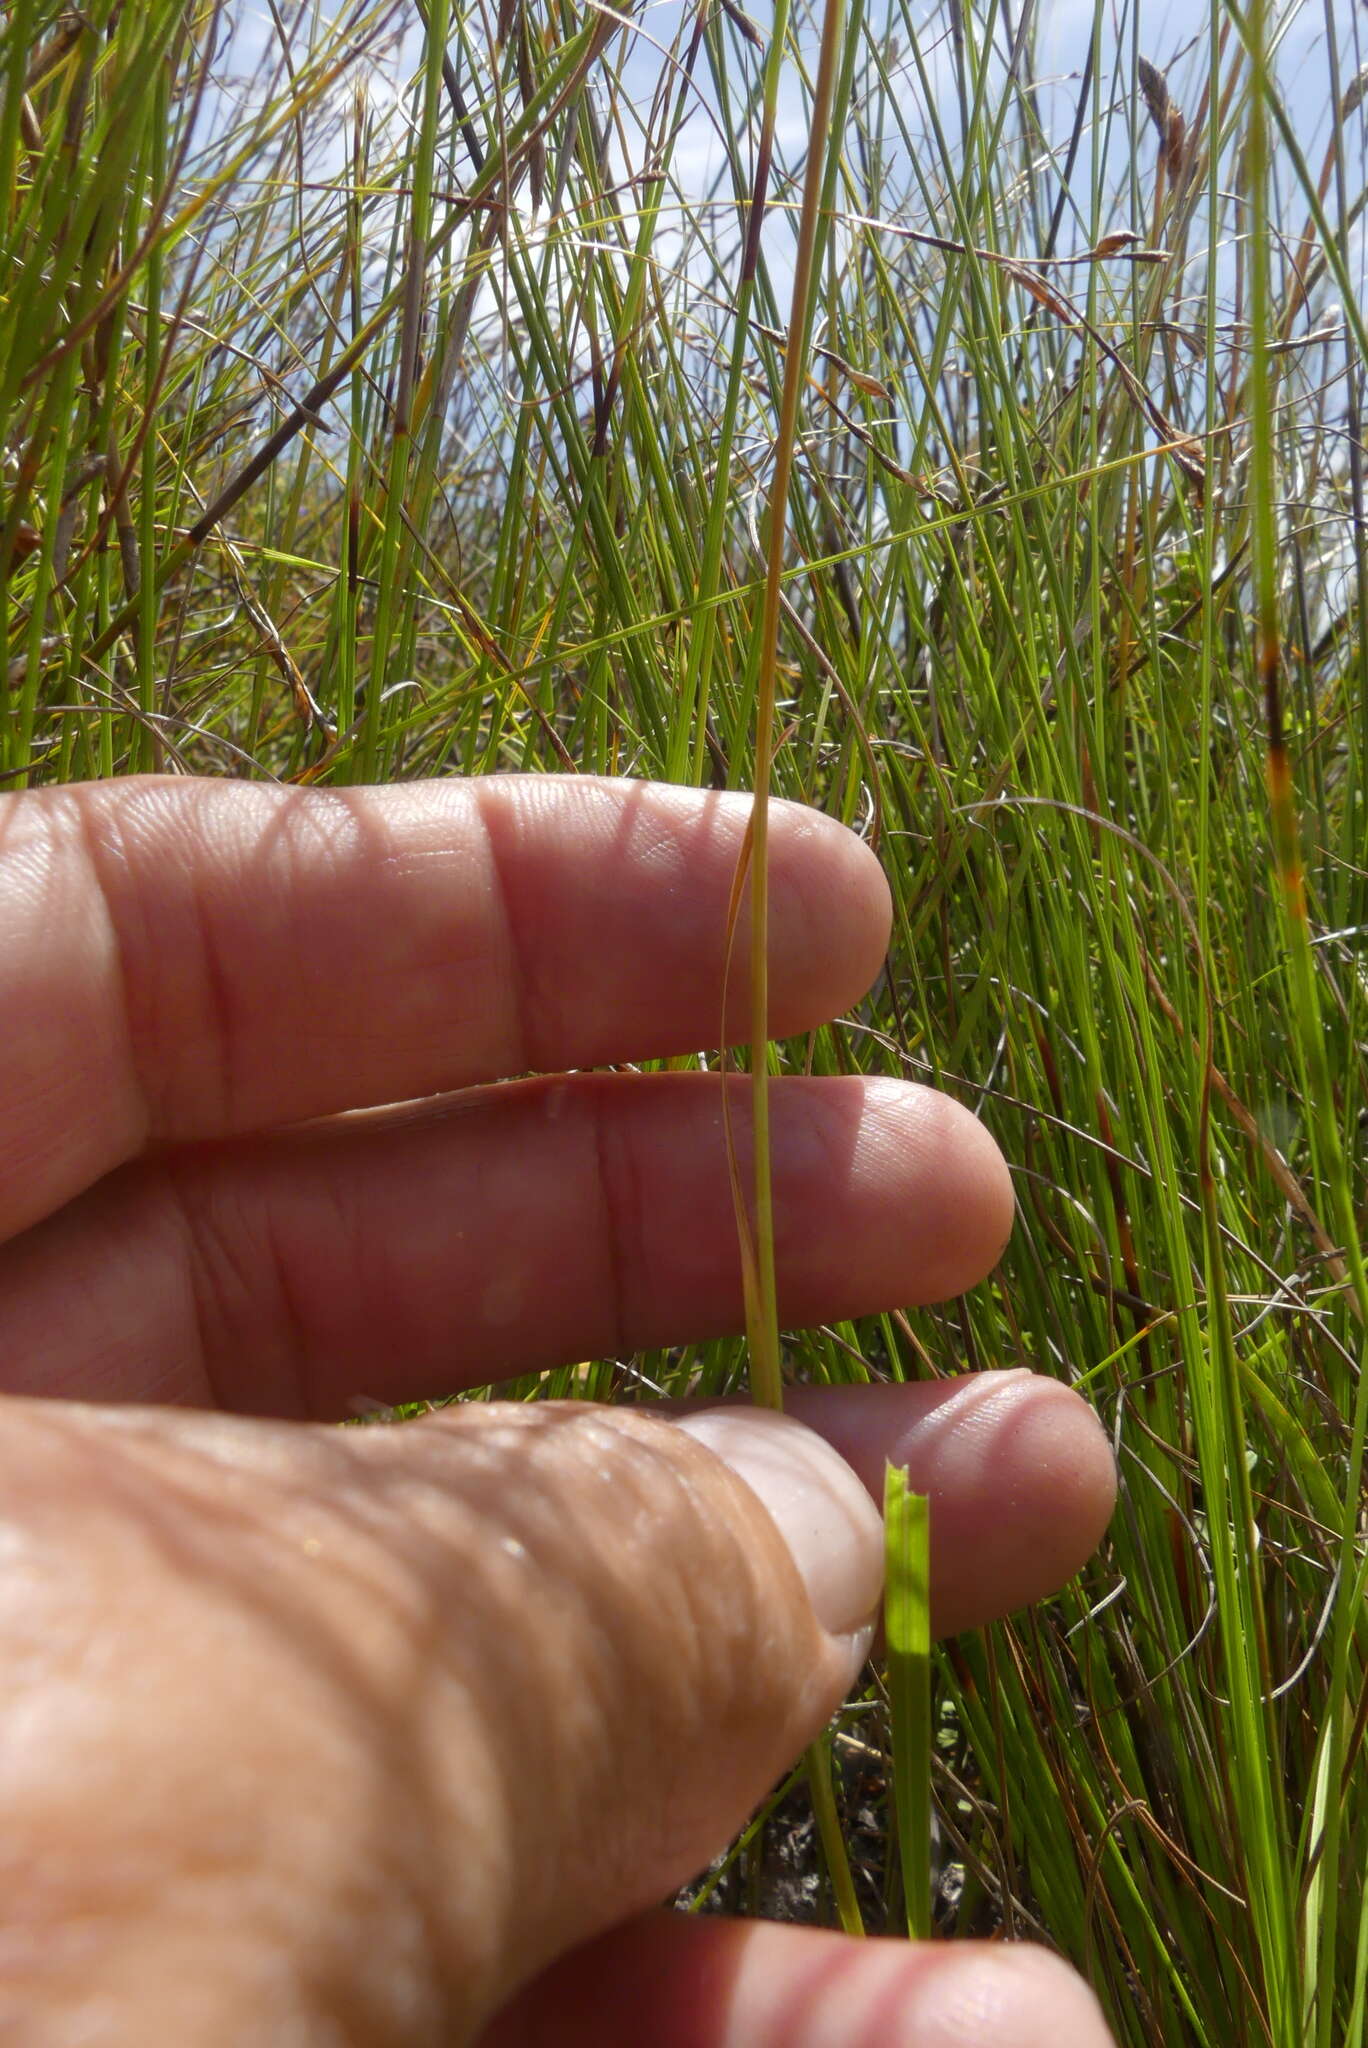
(212, 0, 1364, 398)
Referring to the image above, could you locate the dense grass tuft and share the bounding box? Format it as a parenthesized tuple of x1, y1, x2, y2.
(4, 2, 1366, 2040)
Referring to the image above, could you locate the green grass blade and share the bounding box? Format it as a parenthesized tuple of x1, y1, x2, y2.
(885, 1466, 932, 1942)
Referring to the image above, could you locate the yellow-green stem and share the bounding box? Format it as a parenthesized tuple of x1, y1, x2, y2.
(744, 0, 847, 1411)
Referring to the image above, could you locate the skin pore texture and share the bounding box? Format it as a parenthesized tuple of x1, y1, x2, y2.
(0, 775, 1118, 2047)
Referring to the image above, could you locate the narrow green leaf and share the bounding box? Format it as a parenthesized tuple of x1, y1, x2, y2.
(885, 1465, 932, 1943)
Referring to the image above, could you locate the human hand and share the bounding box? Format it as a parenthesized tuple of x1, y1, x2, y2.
(0, 776, 1116, 2044)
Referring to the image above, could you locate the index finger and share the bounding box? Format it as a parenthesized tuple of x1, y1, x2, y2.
(0, 775, 890, 1242)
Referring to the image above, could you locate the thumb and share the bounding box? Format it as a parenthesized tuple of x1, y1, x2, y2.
(353, 1401, 886, 2013)
(0, 1395, 882, 2044)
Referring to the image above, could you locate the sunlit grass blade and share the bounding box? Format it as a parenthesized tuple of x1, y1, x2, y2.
(885, 1466, 932, 1942)
(807, 1728, 865, 1938)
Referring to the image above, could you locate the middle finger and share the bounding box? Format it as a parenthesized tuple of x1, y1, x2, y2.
(0, 1074, 1014, 1415)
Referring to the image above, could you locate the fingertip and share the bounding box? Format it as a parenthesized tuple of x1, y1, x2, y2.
(894, 1372, 1118, 1624)
(766, 802, 892, 1030)
(892, 1941, 1115, 2048)
(771, 1081, 1014, 1312)
(481, 1916, 1115, 2048)
(868, 1082, 1016, 1295)
(784, 1371, 1117, 1636)
(997, 1375, 1119, 1569)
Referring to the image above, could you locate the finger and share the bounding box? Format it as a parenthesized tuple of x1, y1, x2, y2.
(0, 1076, 1014, 1413)
(673, 1373, 1115, 1641)
(0, 1396, 885, 2040)
(0, 776, 890, 1240)
(784, 1371, 1116, 1636)
(480, 1912, 1116, 2048)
